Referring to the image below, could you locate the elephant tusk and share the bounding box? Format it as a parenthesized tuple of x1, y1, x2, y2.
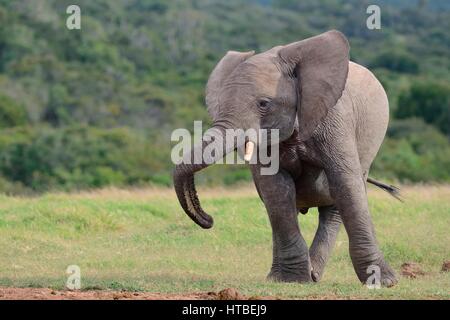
(244, 141, 255, 162)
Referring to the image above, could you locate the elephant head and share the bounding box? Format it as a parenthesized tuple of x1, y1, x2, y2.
(173, 30, 350, 229)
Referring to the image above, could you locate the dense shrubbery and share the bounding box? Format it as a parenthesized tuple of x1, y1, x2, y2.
(0, 0, 449, 193)
(0, 126, 172, 192)
(0, 94, 27, 128)
(396, 81, 449, 136)
(372, 119, 450, 182)
(371, 51, 419, 74)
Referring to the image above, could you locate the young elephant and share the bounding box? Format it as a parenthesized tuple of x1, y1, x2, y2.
(173, 30, 398, 287)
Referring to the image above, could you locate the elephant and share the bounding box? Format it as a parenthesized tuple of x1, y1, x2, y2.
(173, 30, 399, 286)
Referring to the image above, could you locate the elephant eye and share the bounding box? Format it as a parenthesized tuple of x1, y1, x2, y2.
(292, 68, 298, 78)
(258, 98, 271, 109)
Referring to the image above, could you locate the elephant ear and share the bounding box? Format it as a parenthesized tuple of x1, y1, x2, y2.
(278, 30, 350, 141)
(205, 50, 254, 121)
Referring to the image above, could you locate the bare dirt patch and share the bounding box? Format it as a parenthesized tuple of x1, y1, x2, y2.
(207, 288, 246, 300)
(0, 287, 273, 300)
(401, 262, 426, 278)
(0, 287, 207, 300)
(441, 260, 450, 272)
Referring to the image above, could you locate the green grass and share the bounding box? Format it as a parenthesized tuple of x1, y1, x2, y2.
(0, 185, 449, 299)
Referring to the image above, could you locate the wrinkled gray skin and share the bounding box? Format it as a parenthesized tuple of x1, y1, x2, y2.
(173, 30, 398, 286)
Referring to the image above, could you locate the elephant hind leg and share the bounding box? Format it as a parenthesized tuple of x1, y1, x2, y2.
(309, 205, 342, 282)
(324, 153, 398, 287)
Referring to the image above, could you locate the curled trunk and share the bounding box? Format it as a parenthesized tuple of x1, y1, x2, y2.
(173, 126, 239, 229)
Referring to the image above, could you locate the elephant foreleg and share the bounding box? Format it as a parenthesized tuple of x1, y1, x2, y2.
(251, 165, 312, 283)
(309, 205, 341, 282)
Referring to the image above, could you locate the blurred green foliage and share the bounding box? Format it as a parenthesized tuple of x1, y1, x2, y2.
(396, 82, 449, 136)
(0, 93, 27, 128)
(0, 126, 173, 192)
(370, 51, 419, 74)
(372, 118, 450, 182)
(0, 0, 449, 193)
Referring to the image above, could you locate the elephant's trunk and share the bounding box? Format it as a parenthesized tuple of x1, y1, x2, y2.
(173, 126, 240, 229)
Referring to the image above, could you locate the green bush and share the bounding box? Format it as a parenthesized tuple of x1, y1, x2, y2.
(0, 175, 29, 195)
(396, 81, 450, 136)
(372, 119, 450, 182)
(0, 94, 27, 128)
(0, 126, 172, 192)
(371, 51, 420, 74)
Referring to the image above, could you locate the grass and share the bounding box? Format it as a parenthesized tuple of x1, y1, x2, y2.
(0, 185, 449, 299)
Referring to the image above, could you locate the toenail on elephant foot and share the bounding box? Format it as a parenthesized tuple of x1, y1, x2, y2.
(310, 262, 323, 282)
(380, 263, 398, 287)
(381, 276, 397, 288)
(311, 270, 321, 282)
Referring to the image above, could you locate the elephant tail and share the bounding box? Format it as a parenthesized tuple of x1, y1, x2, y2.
(367, 177, 403, 202)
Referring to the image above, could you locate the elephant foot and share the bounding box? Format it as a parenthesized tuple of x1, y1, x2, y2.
(310, 258, 326, 282)
(310, 267, 322, 282)
(378, 260, 398, 287)
(267, 263, 313, 283)
(357, 258, 398, 288)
